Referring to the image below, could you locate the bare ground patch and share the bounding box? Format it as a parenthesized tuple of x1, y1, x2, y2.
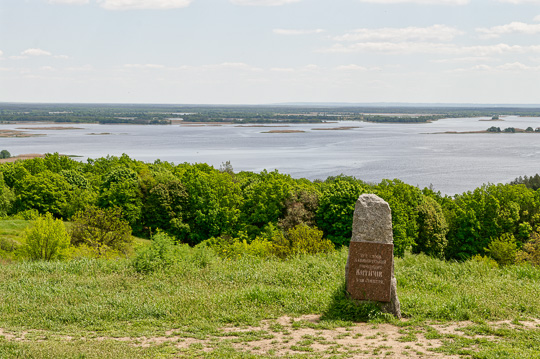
(0, 130, 44, 138)
(16, 126, 83, 130)
(4, 315, 538, 357)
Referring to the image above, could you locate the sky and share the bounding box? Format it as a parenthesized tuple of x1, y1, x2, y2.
(1, 0, 540, 105)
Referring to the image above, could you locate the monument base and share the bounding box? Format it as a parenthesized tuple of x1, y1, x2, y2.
(380, 277, 401, 318)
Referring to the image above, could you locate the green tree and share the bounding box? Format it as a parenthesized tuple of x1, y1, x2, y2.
(414, 196, 448, 258)
(278, 189, 319, 232)
(239, 170, 295, 236)
(0, 150, 11, 159)
(178, 165, 243, 245)
(23, 212, 70, 261)
(142, 180, 189, 238)
(70, 206, 133, 257)
(376, 179, 423, 257)
(316, 178, 366, 246)
(13, 170, 72, 218)
(0, 173, 14, 216)
(98, 167, 142, 230)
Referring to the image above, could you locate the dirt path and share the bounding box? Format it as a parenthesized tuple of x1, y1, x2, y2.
(4, 315, 539, 357)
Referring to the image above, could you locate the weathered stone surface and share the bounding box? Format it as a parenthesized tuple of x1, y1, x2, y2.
(351, 194, 393, 244)
(346, 194, 401, 318)
(346, 241, 393, 302)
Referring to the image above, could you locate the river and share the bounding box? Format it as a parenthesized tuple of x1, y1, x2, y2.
(2, 116, 540, 195)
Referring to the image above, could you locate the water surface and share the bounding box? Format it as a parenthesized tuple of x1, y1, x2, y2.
(3, 116, 540, 195)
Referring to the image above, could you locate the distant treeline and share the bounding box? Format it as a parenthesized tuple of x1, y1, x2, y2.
(1, 152, 540, 265)
(2, 103, 540, 124)
(362, 115, 443, 123)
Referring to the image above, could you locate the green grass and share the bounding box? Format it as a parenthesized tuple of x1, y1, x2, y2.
(0, 218, 149, 263)
(0, 246, 539, 357)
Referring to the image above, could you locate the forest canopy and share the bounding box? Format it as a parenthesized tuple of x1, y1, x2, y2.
(1, 152, 540, 265)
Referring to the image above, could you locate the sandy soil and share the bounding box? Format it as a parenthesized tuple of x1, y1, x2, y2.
(0, 130, 44, 138)
(0, 154, 46, 163)
(16, 126, 83, 130)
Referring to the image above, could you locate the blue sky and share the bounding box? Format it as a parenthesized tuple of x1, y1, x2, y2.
(1, 0, 540, 104)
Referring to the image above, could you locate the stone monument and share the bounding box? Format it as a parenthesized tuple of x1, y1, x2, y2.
(345, 194, 401, 318)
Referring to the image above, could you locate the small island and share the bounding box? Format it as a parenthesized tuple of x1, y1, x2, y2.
(434, 126, 540, 134)
(262, 130, 305, 133)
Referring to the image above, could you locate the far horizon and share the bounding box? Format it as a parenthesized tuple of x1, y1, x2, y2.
(2, 0, 540, 104)
(2, 102, 540, 109)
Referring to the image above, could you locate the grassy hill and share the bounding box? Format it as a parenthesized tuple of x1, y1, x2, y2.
(0, 246, 539, 358)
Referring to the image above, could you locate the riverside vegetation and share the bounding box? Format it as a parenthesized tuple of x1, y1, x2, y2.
(0, 153, 540, 357)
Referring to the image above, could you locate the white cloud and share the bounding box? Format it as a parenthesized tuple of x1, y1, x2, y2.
(335, 64, 370, 71)
(273, 29, 325, 35)
(270, 67, 295, 72)
(21, 48, 52, 56)
(432, 56, 493, 63)
(202, 62, 255, 70)
(97, 0, 192, 10)
(333, 25, 463, 42)
(321, 42, 540, 56)
(302, 64, 320, 71)
(497, 0, 540, 3)
(67, 65, 94, 71)
(0, 50, 3, 58)
(231, 0, 300, 6)
(451, 62, 540, 72)
(477, 22, 540, 39)
(48, 0, 89, 4)
(124, 63, 166, 69)
(356, 0, 469, 4)
(535, 15, 540, 22)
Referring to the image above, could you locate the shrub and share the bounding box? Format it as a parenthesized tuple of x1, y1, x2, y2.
(516, 232, 540, 266)
(70, 206, 133, 258)
(0, 237, 21, 252)
(22, 213, 70, 261)
(133, 232, 178, 273)
(486, 233, 518, 266)
(287, 224, 334, 255)
(12, 209, 39, 220)
(201, 231, 274, 259)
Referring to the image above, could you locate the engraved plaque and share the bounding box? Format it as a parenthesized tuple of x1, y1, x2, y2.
(347, 242, 393, 302)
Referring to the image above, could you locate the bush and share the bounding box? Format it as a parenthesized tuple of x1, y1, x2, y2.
(287, 224, 334, 255)
(201, 231, 274, 259)
(133, 232, 178, 273)
(22, 213, 70, 261)
(70, 206, 133, 258)
(486, 233, 518, 266)
(0, 237, 21, 252)
(516, 232, 540, 266)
